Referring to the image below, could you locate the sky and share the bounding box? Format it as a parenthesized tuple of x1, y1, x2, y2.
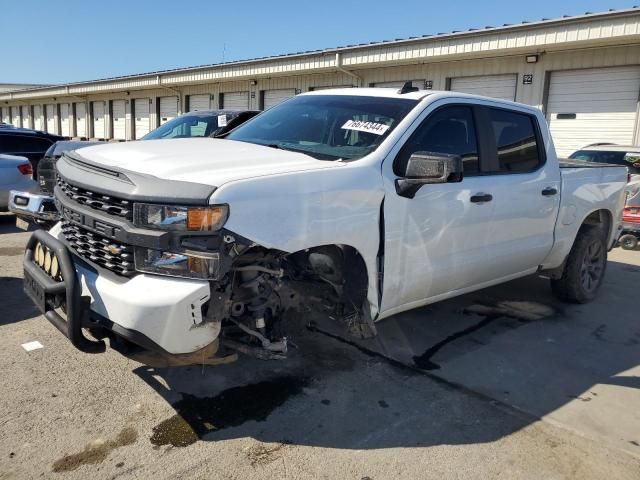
(2, 0, 637, 84)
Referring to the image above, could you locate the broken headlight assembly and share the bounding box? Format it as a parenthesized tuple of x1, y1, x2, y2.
(133, 203, 228, 279)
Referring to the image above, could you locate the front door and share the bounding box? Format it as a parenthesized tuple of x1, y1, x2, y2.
(380, 102, 499, 315)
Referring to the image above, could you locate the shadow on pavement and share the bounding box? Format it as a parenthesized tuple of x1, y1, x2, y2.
(0, 213, 20, 235)
(0, 277, 39, 325)
(133, 256, 640, 451)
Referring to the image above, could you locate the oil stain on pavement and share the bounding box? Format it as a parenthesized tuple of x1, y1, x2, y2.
(413, 301, 556, 370)
(52, 427, 138, 472)
(150, 376, 308, 447)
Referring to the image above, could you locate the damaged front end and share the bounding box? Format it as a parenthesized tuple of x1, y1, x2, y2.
(199, 237, 377, 363)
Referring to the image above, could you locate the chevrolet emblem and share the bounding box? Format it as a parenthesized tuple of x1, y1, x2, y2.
(106, 245, 121, 255)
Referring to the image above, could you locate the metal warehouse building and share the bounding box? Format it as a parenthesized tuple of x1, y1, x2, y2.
(2, 7, 640, 156)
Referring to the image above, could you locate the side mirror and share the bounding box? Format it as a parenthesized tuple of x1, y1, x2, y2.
(396, 151, 463, 198)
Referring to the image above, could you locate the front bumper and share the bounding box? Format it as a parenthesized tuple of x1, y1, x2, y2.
(24, 226, 218, 355)
(9, 190, 59, 223)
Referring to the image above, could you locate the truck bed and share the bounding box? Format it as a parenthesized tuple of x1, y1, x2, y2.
(559, 159, 626, 169)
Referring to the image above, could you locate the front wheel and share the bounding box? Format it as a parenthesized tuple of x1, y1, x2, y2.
(551, 226, 607, 303)
(618, 234, 638, 250)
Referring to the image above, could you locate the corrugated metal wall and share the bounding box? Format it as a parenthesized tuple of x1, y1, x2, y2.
(2, 43, 639, 146)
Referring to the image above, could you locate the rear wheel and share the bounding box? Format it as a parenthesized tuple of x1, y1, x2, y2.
(551, 226, 607, 303)
(618, 234, 638, 251)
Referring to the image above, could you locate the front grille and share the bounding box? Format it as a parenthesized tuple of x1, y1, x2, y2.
(61, 221, 135, 277)
(57, 175, 133, 220)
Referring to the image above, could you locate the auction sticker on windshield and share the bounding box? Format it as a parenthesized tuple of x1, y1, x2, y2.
(341, 120, 390, 135)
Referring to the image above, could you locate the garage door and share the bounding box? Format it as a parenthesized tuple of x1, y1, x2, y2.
(310, 85, 353, 91)
(45, 104, 56, 133)
(134, 98, 150, 139)
(450, 74, 517, 101)
(221, 92, 249, 111)
(1, 107, 9, 124)
(188, 94, 211, 112)
(547, 66, 640, 157)
(60, 104, 70, 136)
(21, 106, 30, 129)
(92, 101, 106, 139)
(112, 100, 126, 140)
(75, 103, 87, 138)
(373, 80, 426, 89)
(33, 105, 42, 131)
(12, 107, 21, 128)
(159, 96, 178, 125)
(263, 89, 296, 110)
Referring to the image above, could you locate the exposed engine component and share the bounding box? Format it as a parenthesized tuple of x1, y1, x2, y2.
(202, 239, 374, 360)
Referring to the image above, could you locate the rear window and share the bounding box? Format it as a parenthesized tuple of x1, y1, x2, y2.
(488, 109, 542, 173)
(569, 150, 640, 174)
(0, 134, 53, 154)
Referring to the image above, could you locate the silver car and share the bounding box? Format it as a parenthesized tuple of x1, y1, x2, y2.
(0, 154, 37, 210)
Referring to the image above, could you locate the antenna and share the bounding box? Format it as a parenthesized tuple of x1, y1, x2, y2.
(397, 81, 419, 94)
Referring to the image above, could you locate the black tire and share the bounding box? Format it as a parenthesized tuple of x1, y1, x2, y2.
(618, 234, 638, 251)
(551, 226, 607, 303)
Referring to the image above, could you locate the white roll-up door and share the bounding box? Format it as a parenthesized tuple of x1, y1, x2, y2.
(547, 66, 640, 157)
(33, 105, 42, 130)
(12, 107, 21, 127)
(134, 98, 150, 139)
(263, 89, 296, 110)
(1, 107, 9, 124)
(450, 74, 517, 101)
(188, 94, 211, 112)
(21, 106, 30, 129)
(159, 96, 178, 125)
(222, 92, 249, 111)
(45, 104, 56, 133)
(60, 104, 70, 136)
(92, 101, 106, 139)
(75, 103, 87, 138)
(373, 80, 425, 89)
(112, 100, 126, 140)
(310, 85, 353, 91)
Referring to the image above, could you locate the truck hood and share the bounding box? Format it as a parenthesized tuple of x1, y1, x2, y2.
(75, 138, 342, 186)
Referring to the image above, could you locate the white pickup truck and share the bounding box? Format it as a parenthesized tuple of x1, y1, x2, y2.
(23, 86, 628, 363)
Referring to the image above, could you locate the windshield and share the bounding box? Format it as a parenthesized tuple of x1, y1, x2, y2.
(569, 149, 640, 174)
(226, 95, 419, 160)
(142, 113, 226, 140)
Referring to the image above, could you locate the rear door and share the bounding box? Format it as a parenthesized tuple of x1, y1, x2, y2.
(474, 106, 560, 280)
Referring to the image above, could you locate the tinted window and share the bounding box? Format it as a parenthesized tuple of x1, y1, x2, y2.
(395, 106, 479, 175)
(569, 150, 640, 174)
(0, 134, 53, 154)
(142, 114, 225, 140)
(227, 95, 418, 161)
(488, 109, 541, 173)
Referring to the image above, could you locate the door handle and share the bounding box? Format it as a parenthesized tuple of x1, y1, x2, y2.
(542, 187, 558, 196)
(470, 193, 493, 203)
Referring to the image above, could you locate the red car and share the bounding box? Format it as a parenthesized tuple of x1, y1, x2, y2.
(619, 182, 640, 250)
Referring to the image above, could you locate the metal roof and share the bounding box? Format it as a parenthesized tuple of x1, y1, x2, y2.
(2, 6, 640, 101)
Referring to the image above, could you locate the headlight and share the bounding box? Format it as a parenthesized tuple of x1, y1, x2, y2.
(134, 248, 220, 280)
(133, 204, 228, 231)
